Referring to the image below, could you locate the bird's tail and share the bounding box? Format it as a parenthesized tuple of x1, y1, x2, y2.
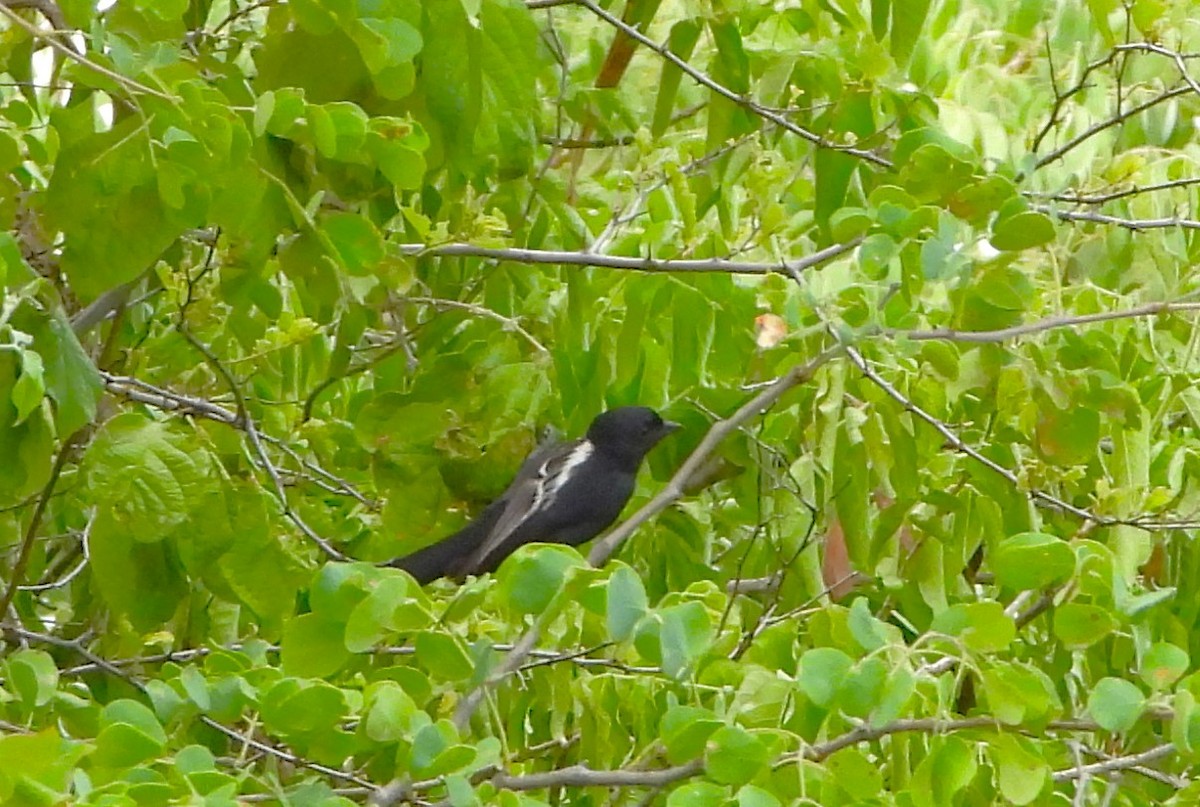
(385, 522, 485, 584)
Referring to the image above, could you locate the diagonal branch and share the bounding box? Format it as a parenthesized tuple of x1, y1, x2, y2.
(572, 0, 890, 168)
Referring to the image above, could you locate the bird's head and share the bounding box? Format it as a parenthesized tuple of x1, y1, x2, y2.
(587, 406, 680, 466)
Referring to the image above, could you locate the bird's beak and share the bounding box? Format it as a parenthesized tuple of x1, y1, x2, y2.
(662, 420, 682, 434)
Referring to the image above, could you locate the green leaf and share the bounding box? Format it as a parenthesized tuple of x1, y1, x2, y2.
(990, 211, 1056, 251)
(1035, 402, 1100, 466)
(93, 699, 168, 767)
(931, 601, 1015, 652)
(873, 667, 916, 725)
(666, 782, 728, 807)
(344, 575, 412, 652)
(84, 414, 217, 539)
(1172, 689, 1200, 758)
(992, 532, 1075, 589)
(1053, 603, 1117, 648)
(496, 544, 586, 615)
(0, 732, 86, 797)
(179, 665, 211, 711)
(5, 650, 58, 707)
(989, 734, 1048, 805)
(890, 0, 930, 64)
(11, 349, 44, 424)
(827, 747, 883, 800)
(705, 726, 768, 785)
(838, 657, 888, 717)
(260, 679, 347, 737)
(847, 597, 890, 651)
(735, 785, 780, 807)
(659, 601, 713, 678)
(410, 720, 474, 777)
(323, 212, 384, 275)
(415, 631, 474, 682)
(606, 564, 648, 642)
(797, 647, 853, 707)
(651, 21, 702, 137)
(364, 682, 417, 743)
(281, 613, 352, 678)
(661, 705, 722, 763)
(1141, 643, 1189, 691)
(1087, 677, 1145, 733)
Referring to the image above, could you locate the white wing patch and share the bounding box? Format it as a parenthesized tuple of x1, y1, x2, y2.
(534, 439, 593, 513)
(467, 439, 594, 571)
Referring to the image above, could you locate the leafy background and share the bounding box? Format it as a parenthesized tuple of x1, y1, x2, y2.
(3, 0, 1200, 804)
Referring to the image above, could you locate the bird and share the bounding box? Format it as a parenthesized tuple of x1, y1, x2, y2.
(388, 406, 680, 584)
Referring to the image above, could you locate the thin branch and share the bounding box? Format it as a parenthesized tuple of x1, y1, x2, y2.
(540, 104, 705, 148)
(395, 240, 859, 277)
(1115, 42, 1200, 97)
(589, 345, 844, 566)
(1034, 85, 1191, 169)
(1077, 743, 1188, 789)
(572, 0, 890, 168)
(1052, 744, 1176, 782)
(797, 716, 1103, 763)
(1034, 204, 1200, 231)
(0, 4, 172, 99)
(489, 760, 705, 792)
(839, 344, 1099, 522)
(101, 371, 374, 507)
(7, 626, 373, 786)
(407, 297, 548, 354)
(1031, 50, 1117, 153)
(177, 326, 347, 561)
(0, 430, 82, 616)
(1029, 177, 1200, 205)
(882, 300, 1200, 344)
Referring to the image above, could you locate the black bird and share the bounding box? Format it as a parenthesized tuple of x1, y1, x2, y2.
(389, 406, 680, 584)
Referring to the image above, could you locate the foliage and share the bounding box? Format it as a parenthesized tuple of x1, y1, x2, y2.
(2, 0, 1200, 804)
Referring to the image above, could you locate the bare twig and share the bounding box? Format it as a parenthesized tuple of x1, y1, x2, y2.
(0, 431, 83, 616)
(882, 300, 1200, 344)
(0, 4, 171, 98)
(570, 0, 889, 167)
(1034, 85, 1191, 169)
(589, 346, 844, 565)
(101, 371, 374, 507)
(8, 626, 373, 787)
(841, 344, 1099, 522)
(1034, 205, 1200, 231)
(395, 241, 859, 278)
(177, 326, 347, 561)
(1029, 177, 1200, 205)
(1052, 744, 1176, 782)
(407, 296, 548, 354)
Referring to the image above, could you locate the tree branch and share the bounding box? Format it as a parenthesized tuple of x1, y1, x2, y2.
(570, 0, 890, 167)
(395, 240, 860, 277)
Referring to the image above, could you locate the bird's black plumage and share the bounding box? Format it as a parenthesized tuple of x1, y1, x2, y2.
(388, 406, 679, 584)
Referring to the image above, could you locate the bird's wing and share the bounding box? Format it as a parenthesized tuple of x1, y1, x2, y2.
(464, 438, 594, 573)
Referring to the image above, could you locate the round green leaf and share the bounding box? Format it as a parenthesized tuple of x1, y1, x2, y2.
(1053, 603, 1116, 648)
(1141, 643, 1189, 691)
(1087, 677, 1145, 733)
(704, 725, 768, 785)
(930, 602, 1015, 652)
(990, 211, 1056, 250)
(496, 544, 586, 615)
(606, 564, 648, 643)
(281, 613, 351, 679)
(797, 647, 853, 707)
(992, 532, 1075, 590)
